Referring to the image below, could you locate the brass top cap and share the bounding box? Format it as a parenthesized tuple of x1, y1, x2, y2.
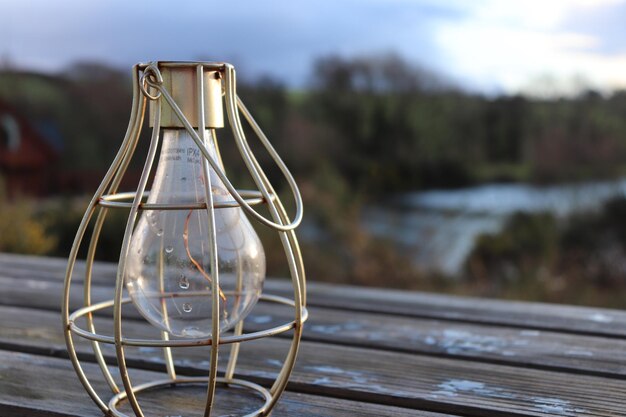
(148, 63, 224, 129)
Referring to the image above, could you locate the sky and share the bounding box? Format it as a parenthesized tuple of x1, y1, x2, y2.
(1, 0, 626, 96)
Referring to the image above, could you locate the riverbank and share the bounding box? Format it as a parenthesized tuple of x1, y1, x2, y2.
(365, 178, 626, 275)
(3, 175, 626, 309)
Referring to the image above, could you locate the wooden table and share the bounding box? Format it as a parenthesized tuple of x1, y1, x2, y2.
(1, 252, 626, 416)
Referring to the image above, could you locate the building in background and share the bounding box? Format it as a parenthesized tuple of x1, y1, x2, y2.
(0, 100, 60, 197)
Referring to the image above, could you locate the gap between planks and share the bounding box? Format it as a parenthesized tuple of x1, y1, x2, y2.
(1, 303, 626, 416)
(1, 253, 626, 340)
(2, 275, 626, 382)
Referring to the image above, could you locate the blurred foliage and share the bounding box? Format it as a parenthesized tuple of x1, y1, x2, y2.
(466, 213, 559, 297)
(0, 65, 135, 174)
(298, 163, 423, 288)
(4, 55, 626, 194)
(39, 197, 129, 261)
(0, 177, 56, 254)
(5, 54, 626, 302)
(465, 197, 626, 308)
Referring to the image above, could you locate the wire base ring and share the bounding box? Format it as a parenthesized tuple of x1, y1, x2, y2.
(108, 376, 272, 417)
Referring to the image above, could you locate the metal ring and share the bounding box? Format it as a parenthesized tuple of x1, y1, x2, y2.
(137, 61, 226, 71)
(139, 64, 163, 100)
(68, 294, 308, 347)
(97, 190, 274, 210)
(139, 74, 161, 100)
(108, 377, 271, 417)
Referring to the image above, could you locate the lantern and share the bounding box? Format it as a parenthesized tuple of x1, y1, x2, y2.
(62, 61, 306, 417)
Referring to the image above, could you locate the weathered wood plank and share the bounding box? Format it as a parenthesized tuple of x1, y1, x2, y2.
(4, 253, 626, 415)
(2, 252, 625, 339)
(3, 274, 626, 381)
(0, 350, 451, 417)
(1, 303, 625, 416)
(3, 272, 626, 381)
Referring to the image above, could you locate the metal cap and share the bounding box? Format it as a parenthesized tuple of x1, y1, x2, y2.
(149, 64, 224, 128)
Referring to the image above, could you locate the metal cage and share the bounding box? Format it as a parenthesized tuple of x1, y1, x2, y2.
(62, 61, 307, 417)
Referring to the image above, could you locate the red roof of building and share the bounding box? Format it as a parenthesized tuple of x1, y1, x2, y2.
(0, 101, 58, 170)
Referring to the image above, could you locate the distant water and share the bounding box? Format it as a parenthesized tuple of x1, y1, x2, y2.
(363, 179, 626, 276)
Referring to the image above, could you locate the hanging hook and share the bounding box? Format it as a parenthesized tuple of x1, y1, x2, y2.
(140, 63, 163, 100)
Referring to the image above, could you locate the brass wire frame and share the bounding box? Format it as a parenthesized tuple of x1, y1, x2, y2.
(62, 61, 307, 417)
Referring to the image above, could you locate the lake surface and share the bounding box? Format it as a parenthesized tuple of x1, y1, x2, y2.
(363, 179, 626, 276)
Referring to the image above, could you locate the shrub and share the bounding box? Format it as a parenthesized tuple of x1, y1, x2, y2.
(0, 200, 57, 254)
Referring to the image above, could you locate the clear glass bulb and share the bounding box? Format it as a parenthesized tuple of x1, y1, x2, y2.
(125, 129, 265, 338)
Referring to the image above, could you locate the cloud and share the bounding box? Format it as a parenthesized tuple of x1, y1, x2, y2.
(1, 0, 625, 94)
(0, 0, 458, 86)
(561, 0, 626, 55)
(433, 0, 626, 94)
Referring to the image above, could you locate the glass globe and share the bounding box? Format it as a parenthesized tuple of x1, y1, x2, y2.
(125, 129, 265, 338)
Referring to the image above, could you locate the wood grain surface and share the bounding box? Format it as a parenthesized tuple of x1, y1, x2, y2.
(1, 253, 625, 416)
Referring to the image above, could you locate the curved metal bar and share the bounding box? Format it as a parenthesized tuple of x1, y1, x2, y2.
(225, 243, 245, 381)
(82, 100, 145, 395)
(227, 70, 304, 232)
(153, 193, 177, 380)
(84, 213, 120, 392)
(237, 98, 307, 308)
(226, 66, 306, 407)
(230, 121, 307, 399)
(223, 64, 305, 410)
(225, 319, 244, 380)
(108, 377, 271, 417)
(112, 85, 164, 417)
(63, 206, 108, 412)
(98, 189, 272, 210)
(82, 67, 148, 395)
(61, 64, 147, 414)
(224, 67, 305, 306)
(196, 64, 221, 417)
(225, 70, 307, 316)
